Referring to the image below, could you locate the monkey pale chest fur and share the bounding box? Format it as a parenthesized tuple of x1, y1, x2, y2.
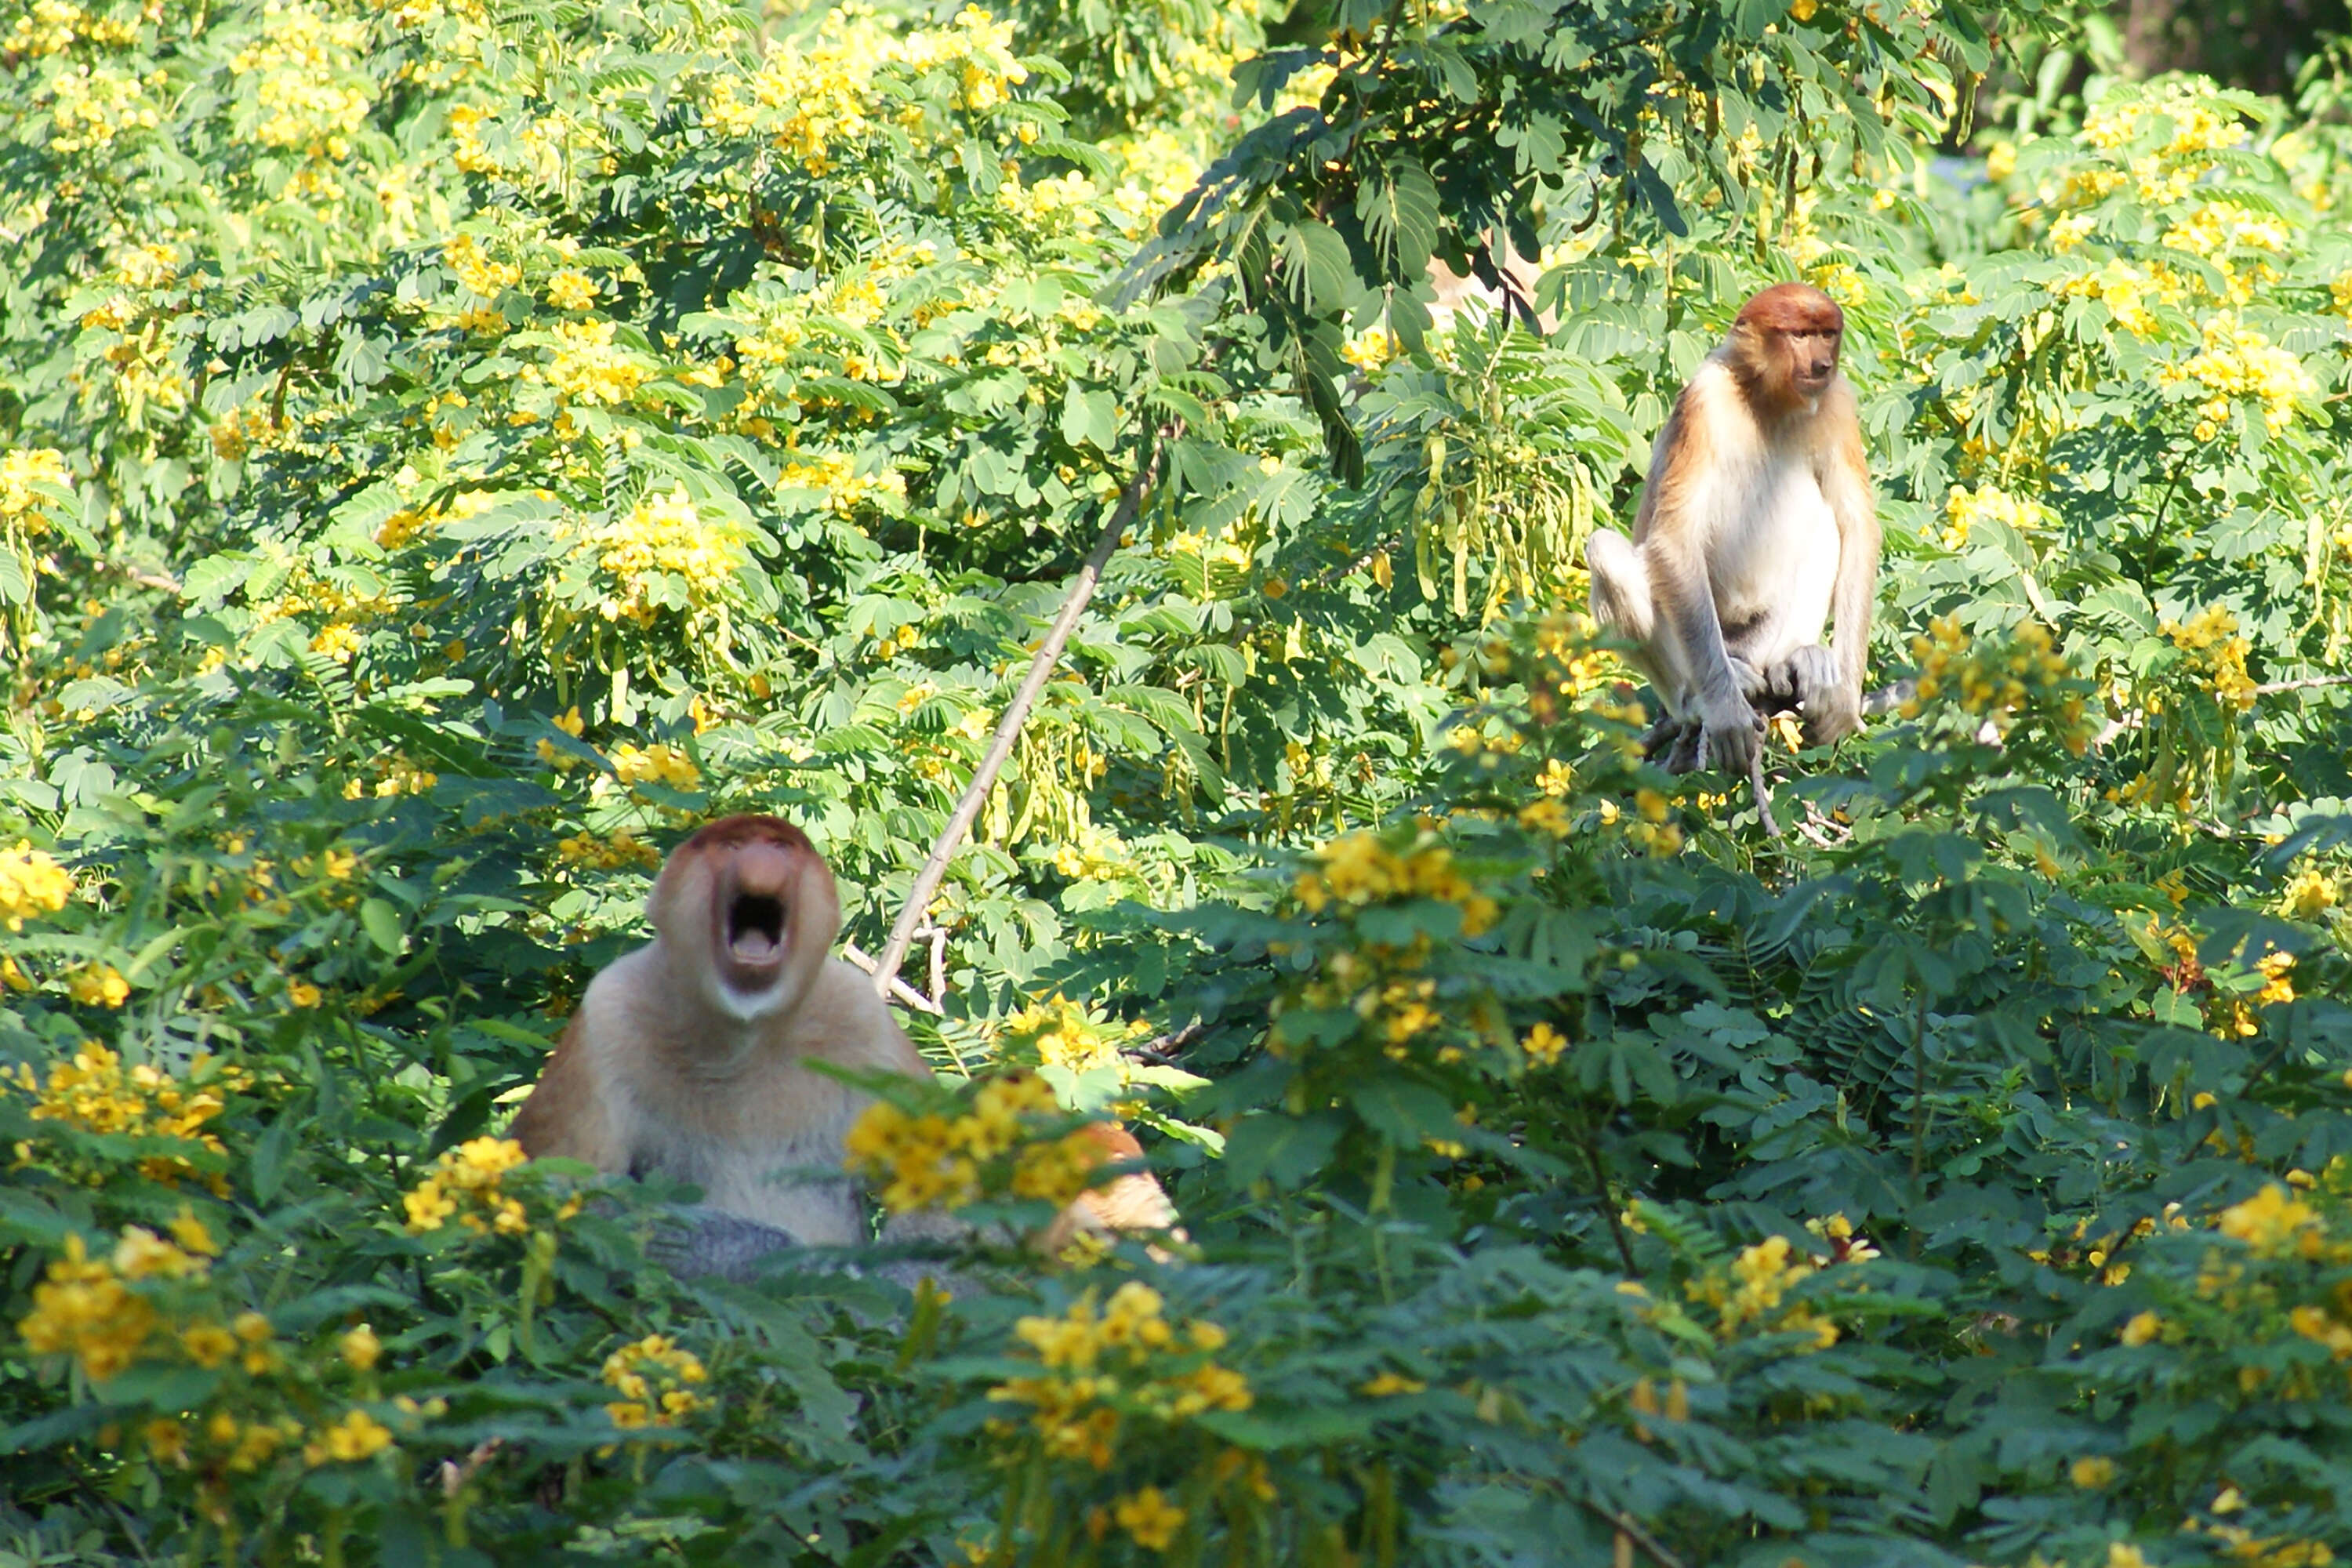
(563, 949, 898, 1246)
(1674, 361, 1843, 669)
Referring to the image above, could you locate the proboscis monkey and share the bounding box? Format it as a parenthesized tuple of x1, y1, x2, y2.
(1584, 282, 1880, 777)
(510, 815, 1174, 1265)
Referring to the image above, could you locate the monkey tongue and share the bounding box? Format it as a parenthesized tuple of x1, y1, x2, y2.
(730, 929, 781, 964)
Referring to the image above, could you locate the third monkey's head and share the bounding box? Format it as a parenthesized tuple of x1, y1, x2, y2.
(648, 815, 840, 1021)
(1728, 282, 1845, 409)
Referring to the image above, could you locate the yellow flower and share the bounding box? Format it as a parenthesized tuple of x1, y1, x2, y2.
(1112, 1486, 1185, 1552)
(400, 1137, 536, 1235)
(287, 979, 322, 1007)
(340, 1323, 382, 1371)
(601, 1333, 710, 1433)
(586, 485, 754, 625)
(2072, 1456, 2116, 1488)
(1361, 1371, 1426, 1396)
(2215, 1184, 2321, 1258)
(0, 448, 73, 531)
(0, 840, 73, 931)
(608, 740, 702, 791)
(303, 1408, 394, 1466)
(2120, 1310, 2162, 1346)
(2283, 867, 2338, 920)
(182, 1322, 237, 1368)
(1788, 0, 1818, 18)
(67, 964, 129, 1008)
(1521, 1022, 1566, 1068)
(545, 268, 598, 311)
(16, 1234, 155, 1381)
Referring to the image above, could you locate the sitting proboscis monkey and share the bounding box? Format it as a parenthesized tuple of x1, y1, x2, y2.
(1584, 282, 1882, 776)
(510, 814, 1176, 1280)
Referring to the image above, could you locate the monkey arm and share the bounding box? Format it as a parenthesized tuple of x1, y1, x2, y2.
(1641, 434, 1762, 778)
(507, 1011, 632, 1172)
(1815, 397, 1880, 740)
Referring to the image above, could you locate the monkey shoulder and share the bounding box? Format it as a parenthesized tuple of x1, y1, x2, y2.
(796, 959, 928, 1079)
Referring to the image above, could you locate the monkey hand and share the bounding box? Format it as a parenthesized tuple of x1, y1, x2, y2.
(1693, 694, 1763, 777)
(1804, 688, 1862, 747)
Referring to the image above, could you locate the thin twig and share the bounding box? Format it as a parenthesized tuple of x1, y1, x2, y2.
(840, 941, 944, 1015)
(1125, 1021, 1207, 1065)
(871, 439, 1163, 999)
(2255, 673, 2352, 695)
(1572, 1499, 1688, 1568)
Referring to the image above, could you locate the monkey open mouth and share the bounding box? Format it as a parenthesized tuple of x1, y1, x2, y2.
(725, 891, 787, 967)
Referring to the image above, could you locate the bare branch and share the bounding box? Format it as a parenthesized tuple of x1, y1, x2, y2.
(870, 439, 1163, 999)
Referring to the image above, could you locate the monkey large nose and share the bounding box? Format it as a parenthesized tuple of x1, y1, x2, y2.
(733, 842, 795, 895)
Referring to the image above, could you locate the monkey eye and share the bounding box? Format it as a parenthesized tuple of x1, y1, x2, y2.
(726, 891, 786, 958)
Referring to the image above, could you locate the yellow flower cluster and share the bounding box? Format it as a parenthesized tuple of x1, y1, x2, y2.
(554, 829, 660, 871)
(608, 740, 702, 791)
(990, 1283, 1249, 1475)
(303, 1407, 394, 1465)
(2162, 198, 2288, 273)
(1340, 328, 1399, 371)
(6, 0, 143, 55)
(779, 451, 907, 517)
(2281, 866, 2338, 920)
(43, 63, 159, 153)
(601, 1333, 710, 1432)
(1683, 1232, 1856, 1350)
(546, 318, 650, 405)
(1940, 484, 2053, 551)
(1000, 993, 1146, 1078)
(535, 704, 586, 768)
(708, 6, 1025, 173)
(845, 1073, 1112, 1213)
(7, 1043, 245, 1189)
(401, 1135, 535, 1236)
(1899, 615, 2088, 750)
(1292, 830, 1499, 937)
(2078, 79, 2250, 205)
(444, 232, 520, 298)
(1048, 824, 1145, 884)
(16, 1219, 218, 1381)
(545, 267, 598, 311)
(0, 839, 72, 929)
(2158, 314, 2314, 441)
(67, 963, 129, 1007)
(227, 1, 372, 160)
(2215, 1184, 2327, 1261)
(586, 485, 753, 623)
(0, 448, 73, 535)
(2164, 604, 2259, 711)
(707, 21, 883, 172)
(1100, 130, 1207, 241)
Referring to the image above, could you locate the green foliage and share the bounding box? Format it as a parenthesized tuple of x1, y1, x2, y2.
(10, 0, 2352, 1561)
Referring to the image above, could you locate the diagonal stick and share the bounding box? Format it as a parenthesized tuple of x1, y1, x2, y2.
(869, 445, 1162, 1001)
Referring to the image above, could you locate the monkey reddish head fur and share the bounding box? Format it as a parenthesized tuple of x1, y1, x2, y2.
(1584, 281, 1881, 778)
(1727, 283, 1846, 412)
(510, 815, 1177, 1255)
(648, 815, 837, 1022)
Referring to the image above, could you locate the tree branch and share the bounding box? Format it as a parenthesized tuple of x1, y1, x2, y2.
(870, 440, 1163, 1001)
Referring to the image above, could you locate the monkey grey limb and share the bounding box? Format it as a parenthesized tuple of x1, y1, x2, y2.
(645, 1205, 967, 1294)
